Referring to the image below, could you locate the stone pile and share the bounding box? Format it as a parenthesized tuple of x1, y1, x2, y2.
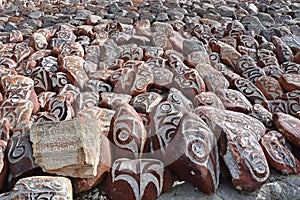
(0, 0, 299, 199)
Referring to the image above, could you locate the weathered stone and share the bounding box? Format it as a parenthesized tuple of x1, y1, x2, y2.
(273, 112, 300, 147)
(261, 131, 300, 175)
(100, 92, 132, 110)
(72, 134, 111, 194)
(130, 92, 163, 114)
(30, 118, 102, 178)
(215, 88, 252, 114)
(250, 104, 274, 130)
(272, 36, 294, 64)
(74, 92, 99, 114)
(9, 30, 23, 43)
(106, 158, 173, 200)
(255, 76, 284, 100)
(167, 88, 193, 111)
(234, 77, 267, 105)
(108, 103, 148, 160)
(257, 49, 280, 68)
(278, 74, 300, 92)
(262, 66, 284, 79)
(194, 92, 225, 110)
(194, 106, 269, 191)
(7, 133, 37, 180)
(165, 112, 219, 194)
(0, 176, 73, 200)
(44, 95, 74, 121)
(151, 67, 173, 89)
(0, 118, 10, 192)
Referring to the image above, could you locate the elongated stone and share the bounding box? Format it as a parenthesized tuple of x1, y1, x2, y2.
(108, 103, 148, 160)
(255, 76, 284, 100)
(260, 131, 300, 175)
(194, 92, 225, 110)
(164, 112, 219, 194)
(30, 118, 102, 178)
(273, 112, 300, 147)
(167, 88, 193, 111)
(100, 92, 132, 110)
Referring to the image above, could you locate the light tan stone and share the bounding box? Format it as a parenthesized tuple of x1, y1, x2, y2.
(30, 118, 102, 178)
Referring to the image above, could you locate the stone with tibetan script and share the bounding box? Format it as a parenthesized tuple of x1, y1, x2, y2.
(72, 134, 111, 194)
(84, 80, 113, 94)
(121, 47, 144, 62)
(196, 64, 229, 92)
(164, 112, 219, 194)
(105, 158, 173, 200)
(0, 118, 10, 191)
(50, 72, 70, 91)
(38, 92, 56, 109)
(262, 66, 284, 79)
(77, 106, 115, 137)
(28, 66, 53, 94)
(278, 74, 300, 92)
(9, 30, 23, 43)
(12, 42, 33, 63)
(255, 76, 284, 100)
(58, 84, 81, 104)
(273, 112, 300, 147)
(74, 92, 99, 114)
(194, 107, 269, 191)
(185, 51, 210, 68)
(260, 131, 300, 175)
(151, 67, 173, 89)
(173, 67, 206, 100)
(272, 36, 294, 64)
(167, 88, 193, 111)
(108, 103, 148, 160)
(262, 99, 290, 114)
(216, 89, 252, 114)
(0, 99, 33, 131)
(257, 49, 280, 68)
(60, 56, 88, 89)
(130, 92, 163, 114)
(1, 176, 72, 200)
(250, 104, 274, 130)
(30, 118, 102, 178)
(100, 92, 132, 111)
(144, 47, 164, 60)
(7, 133, 38, 180)
(194, 92, 225, 110)
(29, 32, 48, 51)
(280, 62, 300, 75)
(233, 77, 267, 105)
(285, 90, 300, 116)
(148, 101, 185, 159)
(210, 40, 241, 69)
(34, 112, 59, 123)
(44, 95, 74, 121)
(58, 42, 84, 59)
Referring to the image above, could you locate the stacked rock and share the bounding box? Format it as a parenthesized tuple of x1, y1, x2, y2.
(0, 0, 299, 199)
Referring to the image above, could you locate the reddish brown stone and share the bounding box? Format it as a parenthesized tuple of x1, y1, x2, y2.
(285, 90, 300, 116)
(194, 92, 225, 110)
(74, 92, 99, 114)
(147, 101, 184, 159)
(144, 47, 164, 60)
(249, 104, 274, 130)
(164, 112, 219, 194)
(255, 76, 284, 100)
(272, 36, 294, 64)
(12, 42, 33, 63)
(262, 99, 290, 114)
(51, 72, 70, 91)
(37, 92, 56, 109)
(106, 158, 173, 200)
(257, 49, 279, 68)
(58, 42, 84, 58)
(121, 47, 144, 62)
(0, 118, 10, 192)
(234, 77, 267, 105)
(260, 131, 300, 174)
(280, 62, 300, 74)
(108, 103, 148, 160)
(34, 112, 59, 123)
(9, 30, 23, 43)
(273, 112, 300, 147)
(216, 89, 252, 114)
(6, 133, 38, 181)
(100, 92, 132, 110)
(84, 79, 113, 94)
(196, 64, 229, 92)
(151, 67, 173, 89)
(167, 88, 193, 111)
(29, 32, 48, 51)
(262, 66, 284, 79)
(278, 74, 300, 92)
(57, 84, 81, 104)
(194, 107, 269, 191)
(44, 95, 74, 121)
(130, 92, 163, 114)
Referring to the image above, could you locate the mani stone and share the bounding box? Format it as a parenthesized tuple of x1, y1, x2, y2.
(0, 176, 73, 200)
(30, 118, 102, 178)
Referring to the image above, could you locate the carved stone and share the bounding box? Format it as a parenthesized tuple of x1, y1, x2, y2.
(7, 133, 38, 180)
(273, 112, 300, 147)
(260, 131, 300, 175)
(30, 118, 102, 178)
(164, 112, 219, 194)
(278, 74, 300, 92)
(0, 118, 10, 191)
(106, 158, 173, 200)
(100, 92, 132, 110)
(167, 88, 193, 111)
(130, 92, 163, 113)
(74, 92, 99, 114)
(215, 89, 252, 114)
(0, 176, 73, 200)
(249, 104, 274, 130)
(194, 107, 269, 191)
(255, 76, 284, 100)
(44, 94, 74, 121)
(194, 92, 225, 110)
(151, 67, 173, 89)
(108, 103, 148, 160)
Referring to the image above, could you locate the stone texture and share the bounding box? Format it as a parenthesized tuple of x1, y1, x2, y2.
(30, 118, 102, 178)
(0, 176, 73, 200)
